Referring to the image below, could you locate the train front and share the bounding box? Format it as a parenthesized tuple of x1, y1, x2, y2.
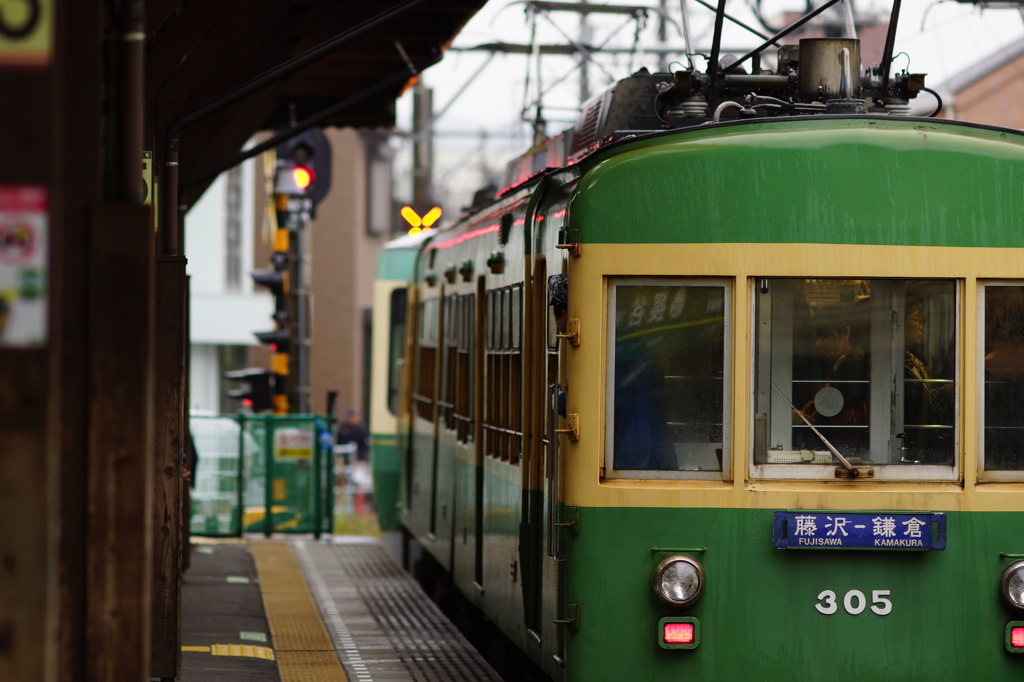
(551, 42, 1024, 681)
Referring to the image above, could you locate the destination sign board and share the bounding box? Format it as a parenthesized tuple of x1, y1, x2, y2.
(773, 511, 946, 551)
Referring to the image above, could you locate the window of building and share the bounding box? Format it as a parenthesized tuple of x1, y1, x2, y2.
(224, 165, 243, 290)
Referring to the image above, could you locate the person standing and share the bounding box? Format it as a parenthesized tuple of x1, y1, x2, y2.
(336, 407, 370, 462)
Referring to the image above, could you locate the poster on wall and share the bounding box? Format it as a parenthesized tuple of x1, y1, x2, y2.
(274, 427, 314, 459)
(0, 184, 48, 347)
(0, 0, 52, 68)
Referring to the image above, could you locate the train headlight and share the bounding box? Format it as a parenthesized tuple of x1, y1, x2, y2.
(652, 555, 705, 607)
(1001, 560, 1024, 610)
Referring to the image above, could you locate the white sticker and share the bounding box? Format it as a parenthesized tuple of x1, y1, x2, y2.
(0, 184, 48, 347)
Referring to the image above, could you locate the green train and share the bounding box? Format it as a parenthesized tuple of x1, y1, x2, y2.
(370, 5, 1024, 679)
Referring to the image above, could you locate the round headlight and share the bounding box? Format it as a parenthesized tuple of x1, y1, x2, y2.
(1001, 560, 1024, 610)
(652, 555, 705, 607)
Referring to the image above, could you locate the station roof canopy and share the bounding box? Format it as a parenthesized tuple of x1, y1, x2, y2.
(147, 0, 487, 206)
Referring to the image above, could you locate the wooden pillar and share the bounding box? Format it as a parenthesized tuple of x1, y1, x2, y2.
(0, 1, 156, 679)
(0, 350, 55, 681)
(150, 256, 187, 678)
(85, 204, 155, 680)
(0, 4, 64, 682)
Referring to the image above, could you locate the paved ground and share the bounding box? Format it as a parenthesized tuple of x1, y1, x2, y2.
(179, 539, 281, 682)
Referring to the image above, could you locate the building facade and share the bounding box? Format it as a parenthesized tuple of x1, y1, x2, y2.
(186, 128, 395, 419)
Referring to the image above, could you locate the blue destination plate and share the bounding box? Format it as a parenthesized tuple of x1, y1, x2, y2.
(773, 511, 946, 550)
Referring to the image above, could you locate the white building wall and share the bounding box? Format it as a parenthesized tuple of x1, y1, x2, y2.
(189, 345, 221, 413)
(185, 148, 272, 412)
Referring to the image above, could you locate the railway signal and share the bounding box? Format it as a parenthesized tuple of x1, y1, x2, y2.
(400, 204, 442, 234)
(224, 368, 274, 413)
(251, 261, 288, 345)
(267, 129, 329, 414)
(251, 225, 291, 413)
(275, 128, 332, 219)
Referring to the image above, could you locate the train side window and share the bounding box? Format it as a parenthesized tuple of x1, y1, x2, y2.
(605, 279, 730, 479)
(414, 297, 439, 422)
(387, 288, 407, 416)
(752, 278, 957, 481)
(440, 293, 458, 431)
(981, 283, 1024, 476)
(454, 294, 475, 443)
(484, 290, 498, 457)
(483, 285, 523, 464)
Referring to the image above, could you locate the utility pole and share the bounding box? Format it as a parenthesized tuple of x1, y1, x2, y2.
(579, 8, 592, 102)
(412, 81, 434, 206)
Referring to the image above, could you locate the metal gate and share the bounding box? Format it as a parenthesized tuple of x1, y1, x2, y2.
(189, 413, 334, 537)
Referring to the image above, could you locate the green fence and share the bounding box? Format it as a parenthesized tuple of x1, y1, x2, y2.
(189, 413, 334, 537)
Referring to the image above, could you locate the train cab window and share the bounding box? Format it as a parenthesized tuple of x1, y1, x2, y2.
(752, 278, 957, 481)
(981, 284, 1024, 477)
(605, 279, 730, 479)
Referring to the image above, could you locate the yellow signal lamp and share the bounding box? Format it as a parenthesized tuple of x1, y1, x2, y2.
(401, 205, 442, 234)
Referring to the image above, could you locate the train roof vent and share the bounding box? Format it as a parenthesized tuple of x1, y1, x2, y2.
(569, 69, 672, 160)
(575, 95, 607, 152)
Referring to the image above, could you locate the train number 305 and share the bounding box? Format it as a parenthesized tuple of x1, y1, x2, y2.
(815, 589, 892, 616)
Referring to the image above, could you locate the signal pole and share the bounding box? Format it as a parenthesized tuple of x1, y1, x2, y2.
(269, 157, 312, 414)
(290, 206, 310, 414)
(255, 130, 331, 414)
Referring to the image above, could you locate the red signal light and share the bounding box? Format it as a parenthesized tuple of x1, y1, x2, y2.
(292, 166, 314, 190)
(663, 622, 695, 644)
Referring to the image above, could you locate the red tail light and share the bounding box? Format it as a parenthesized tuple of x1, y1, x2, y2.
(1012, 626, 1024, 648)
(658, 617, 700, 650)
(664, 622, 694, 644)
(1006, 622, 1024, 653)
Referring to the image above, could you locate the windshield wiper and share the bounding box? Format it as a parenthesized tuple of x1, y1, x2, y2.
(771, 383, 858, 476)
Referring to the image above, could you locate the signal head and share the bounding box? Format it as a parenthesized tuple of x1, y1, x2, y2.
(292, 165, 314, 190)
(275, 129, 332, 209)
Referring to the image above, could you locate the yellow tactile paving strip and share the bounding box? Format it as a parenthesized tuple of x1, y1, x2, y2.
(251, 539, 348, 682)
(182, 644, 276, 660)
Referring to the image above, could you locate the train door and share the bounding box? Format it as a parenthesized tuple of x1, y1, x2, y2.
(432, 289, 451, 542)
(545, 256, 570, 666)
(407, 289, 441, 542)
(522, 253, 569, 649)
(521, 258, 547, 638)
(440, 289, 475, 574)
(474, 276, 485, 590)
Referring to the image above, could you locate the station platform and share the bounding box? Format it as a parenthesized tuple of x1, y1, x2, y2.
(180, 535, 503, 682)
